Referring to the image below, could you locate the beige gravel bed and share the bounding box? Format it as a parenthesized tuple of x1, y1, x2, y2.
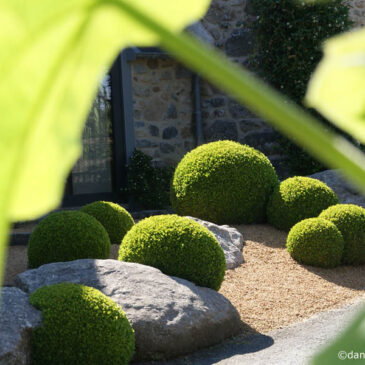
(220, 224, 365, 334)
(4, 224, 365, 336)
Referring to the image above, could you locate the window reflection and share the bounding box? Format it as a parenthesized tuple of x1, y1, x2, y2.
(71, 75, 113, 195)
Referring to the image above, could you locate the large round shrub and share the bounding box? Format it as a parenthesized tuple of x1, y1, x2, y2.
(30, 282, 135, 365)
(81, 201, 134, 245)
(170, 140, 279, 224)
(27, 211, 110, 268)
(267, 176, 339, 231)
(319, 204, 365, 265)
(286, 218, 344, 268)
(118, 215, 226, 290)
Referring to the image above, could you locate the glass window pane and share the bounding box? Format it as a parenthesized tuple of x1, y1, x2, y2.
(71, 75, 114, 195)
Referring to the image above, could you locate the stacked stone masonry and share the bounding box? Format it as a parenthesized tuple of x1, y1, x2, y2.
(132, 57, 195, 166)
(131, 0, 363, 174)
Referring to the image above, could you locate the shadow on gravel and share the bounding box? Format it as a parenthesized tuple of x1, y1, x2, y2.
(234, 224, 287, 249)
(134, 325, 274, 365)
(303, 264, 365, 290)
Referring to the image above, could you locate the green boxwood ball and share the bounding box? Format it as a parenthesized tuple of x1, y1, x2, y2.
(81, 201, 134, 245)
(170, 140, 279, 224)
(267, 176, 339, 231)
(30, 282, 135, 365)
(287, 218, 344, 268)
(319, 204, 365, 265)
(118, 214, 226, 290)
(27, 211, 110, 268)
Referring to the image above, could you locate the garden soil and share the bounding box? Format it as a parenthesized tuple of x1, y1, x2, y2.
(4, 224, 365, 335)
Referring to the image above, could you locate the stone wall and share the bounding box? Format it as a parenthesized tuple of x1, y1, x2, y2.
(131, 57, 195, 166)
(199, 0, 287, 174)
(130, 0, 363, 174)
(348, 0, 365, 27)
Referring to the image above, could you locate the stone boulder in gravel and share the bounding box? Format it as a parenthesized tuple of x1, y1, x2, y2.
(309, 170, 365, 208)
(186, 216, 244, 269)
(15, 259, 241, 361)
(0, 287, 41, 365)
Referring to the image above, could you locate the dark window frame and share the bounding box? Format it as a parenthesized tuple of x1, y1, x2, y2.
(62, 51, 135, 207)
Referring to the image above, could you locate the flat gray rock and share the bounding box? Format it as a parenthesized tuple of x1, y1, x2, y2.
(135, 295, 365, 365)
(15, 259, 241, 361)
(0, 287, 41, 365)
(186, 217, 244, 269)
(309, 169, 365, 208)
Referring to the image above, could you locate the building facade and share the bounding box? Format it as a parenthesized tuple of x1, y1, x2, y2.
(63, 0, 365, 206)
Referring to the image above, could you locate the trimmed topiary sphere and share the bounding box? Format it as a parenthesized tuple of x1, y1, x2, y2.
(267, 176, 339, 231)
(30, 282, 135, 365)
(170, 140, 279, 224)
(118, 214, 226, 290)
(81, 201, 134, 245)
(286, 218, 344, 268)
(27, 211, 110, 268)
(319, 204, 365, 265)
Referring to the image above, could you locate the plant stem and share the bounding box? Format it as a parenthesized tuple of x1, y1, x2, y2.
(0, 216, 9, 301)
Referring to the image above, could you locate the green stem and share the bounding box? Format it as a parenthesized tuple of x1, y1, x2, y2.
(116, 0, 365, 192)
(0, 216, 9, 301)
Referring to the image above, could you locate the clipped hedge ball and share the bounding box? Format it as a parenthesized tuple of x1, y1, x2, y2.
(170, 140, 279, 224)
(81, 201, 134, 245)
(30, 282, 135, 365)
(118, 215, 226, 290)
(267, 176, 339, 231)
(319, 204, 365, 265)
(27, 211, 110, 268)
(287, 218, 344, 268)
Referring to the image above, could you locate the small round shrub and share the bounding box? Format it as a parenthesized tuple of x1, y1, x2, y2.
(319, 204, 365, 265)
(81, 201, 134, 245)
(30, 282, 135, 365)
(267, 176, 339, 231)
(170, 140, 279, 224)
(27, 211, 110, 268)
(118, 214, 226, 290)
(286, 218, 344, 268)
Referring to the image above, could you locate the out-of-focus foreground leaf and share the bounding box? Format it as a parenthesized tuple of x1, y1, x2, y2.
(0, 0, 210, 287)
(311, 307, 365, 364)
(306, 28, 365, 143)
(0, 0, 210, 221)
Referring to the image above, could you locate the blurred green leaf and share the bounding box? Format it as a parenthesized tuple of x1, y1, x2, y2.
(0, 0, 210, 221)
(306, 28, 365, 143)
(312, 307, 365, 364)
(0, 0, 210, 288)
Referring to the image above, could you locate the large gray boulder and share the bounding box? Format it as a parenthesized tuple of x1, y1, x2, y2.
(0, 287, 41, 365)
(15, 259, 241, 361)
(309, 170, 365, 208)
(186, 216, 244, 269)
